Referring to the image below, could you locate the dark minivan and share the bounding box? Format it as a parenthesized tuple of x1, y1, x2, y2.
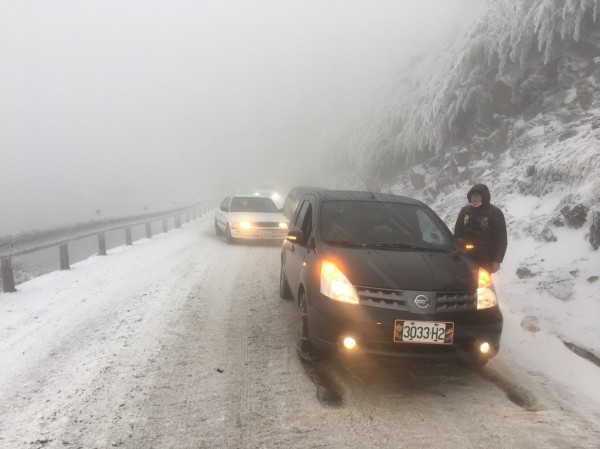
(280, 190, 503, 367)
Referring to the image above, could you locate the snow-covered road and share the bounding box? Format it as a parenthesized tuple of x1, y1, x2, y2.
(1, 214, 599, 448)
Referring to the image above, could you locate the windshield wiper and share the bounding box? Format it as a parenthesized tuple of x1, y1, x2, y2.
(363, 242, 449, 252)
(323, 240, 365, 248)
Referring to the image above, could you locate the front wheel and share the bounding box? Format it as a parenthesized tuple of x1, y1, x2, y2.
(215, 219, 222, 235)
(296, 291, 316, 360)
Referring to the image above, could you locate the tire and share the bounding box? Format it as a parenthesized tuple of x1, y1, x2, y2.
(225, 224, 235, 244)
(279, 263, 292, 299)
(296, 291, 316, 360)
(215, 219, 222, 235)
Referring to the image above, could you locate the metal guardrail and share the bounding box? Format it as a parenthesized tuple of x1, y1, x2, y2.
(0, 198, 220, 292)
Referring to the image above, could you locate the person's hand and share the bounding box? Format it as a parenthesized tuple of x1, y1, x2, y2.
(491, 261, 501, 273)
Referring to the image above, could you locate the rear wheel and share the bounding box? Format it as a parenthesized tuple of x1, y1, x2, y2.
(296, 291, 316, 359)
(279, 263, 292, 299)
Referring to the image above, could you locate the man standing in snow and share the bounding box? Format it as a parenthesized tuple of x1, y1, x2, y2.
(454, 183, 507, 273)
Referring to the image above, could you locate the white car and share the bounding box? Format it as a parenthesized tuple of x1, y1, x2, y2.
(215, 195, 289, 243)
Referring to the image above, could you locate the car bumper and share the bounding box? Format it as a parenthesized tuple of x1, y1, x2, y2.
(230, 227, 288, 240)
(307, 291, 503, 361)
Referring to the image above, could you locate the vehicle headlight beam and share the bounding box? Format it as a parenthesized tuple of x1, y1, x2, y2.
(476, 268, 497, 309)
(320, 261, 359, 305)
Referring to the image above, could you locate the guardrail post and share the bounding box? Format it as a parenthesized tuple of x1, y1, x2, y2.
(163, 219, 168, 233)
(125, 227, 132, 245)
(98, 233, 107, 255)
(146, 223, 152, 239)
(1, 257, 16, 292)
(175, 215, 181, 229)
(59, 244, 70, 270)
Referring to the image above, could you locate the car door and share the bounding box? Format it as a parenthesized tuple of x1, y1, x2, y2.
(283, 197, 315, 299)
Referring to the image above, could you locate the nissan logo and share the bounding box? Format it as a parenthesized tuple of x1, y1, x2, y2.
(414, 294, 430, 309)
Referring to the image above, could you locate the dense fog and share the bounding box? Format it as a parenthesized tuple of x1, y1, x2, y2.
(0, 0, 477, 234)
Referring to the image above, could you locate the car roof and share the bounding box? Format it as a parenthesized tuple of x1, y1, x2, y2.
(307, 189, 423, 206)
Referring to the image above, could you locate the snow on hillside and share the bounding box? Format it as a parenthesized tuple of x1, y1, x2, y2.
(334, 0, 600, 223)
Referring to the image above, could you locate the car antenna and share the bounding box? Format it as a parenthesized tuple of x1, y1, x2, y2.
(355, 170, 376, 200)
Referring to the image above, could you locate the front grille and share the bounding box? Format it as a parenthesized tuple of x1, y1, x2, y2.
(355, 286, 477, 313)
(253, 222, 281, 228)
(436, 292, 477, 312)
(355, 287, 410, 311)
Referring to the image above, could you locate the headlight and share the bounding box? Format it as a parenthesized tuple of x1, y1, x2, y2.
(278, 222, 288, 229)
(477, 268, 497, 309)
(271, 192, 280, 200)
(320, 261, 359, 305)
(232, 221, 252, 229)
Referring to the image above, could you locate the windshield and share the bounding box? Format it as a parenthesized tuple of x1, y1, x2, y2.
(230, 197, 279, 213)
(319, 200, 453, 250)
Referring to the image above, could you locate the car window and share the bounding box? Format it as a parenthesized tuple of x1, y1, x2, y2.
(220, 197, 231, 210)
(293, 199, 310, 227)
(230, 197, 278, 213)
(285, 199, 300, 219)
(319, 200, 452, 249)
(300, 203, 313, 238)
(416, 209, 445, 244)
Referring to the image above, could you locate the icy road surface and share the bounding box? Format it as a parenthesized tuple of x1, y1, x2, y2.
(1, 215, 599, 449)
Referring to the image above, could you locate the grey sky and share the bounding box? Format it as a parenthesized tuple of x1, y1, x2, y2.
(0, 0, 472, 233)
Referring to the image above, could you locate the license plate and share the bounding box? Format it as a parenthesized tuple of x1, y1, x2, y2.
(258, 231, 272, 238)
(393, 320, 454, 345)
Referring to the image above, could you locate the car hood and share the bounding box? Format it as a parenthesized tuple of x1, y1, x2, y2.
(320, 245, 476, 291)
(229, 212, 288, 223)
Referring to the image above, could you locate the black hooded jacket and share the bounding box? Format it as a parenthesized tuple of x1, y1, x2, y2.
(454, 184, 508, 265)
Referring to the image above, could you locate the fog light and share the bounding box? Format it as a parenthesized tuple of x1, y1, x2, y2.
(343, 337, 357, 350)
(479, 342, 491, 354)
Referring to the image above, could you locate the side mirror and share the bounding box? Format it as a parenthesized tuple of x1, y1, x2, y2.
(286, 229, 305, 245)
(220, 206, 228, 212)
(279, 208, 284, 213)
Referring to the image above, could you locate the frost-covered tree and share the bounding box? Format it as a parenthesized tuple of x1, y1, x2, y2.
(334, 0, 600, 188)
